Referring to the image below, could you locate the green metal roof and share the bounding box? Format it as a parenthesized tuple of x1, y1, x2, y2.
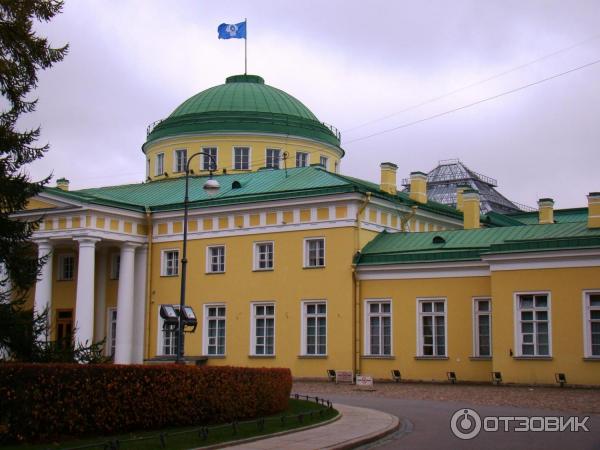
(507, 207, 588, 224)
(144, 74, 342, 150)
(357, 221, 600, 265)
(41, 166, 464, 219)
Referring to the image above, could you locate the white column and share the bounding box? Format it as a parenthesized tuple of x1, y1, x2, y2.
(74, 237, 99, 348)
(132, 244, 148, 364)
(94, 248, 108, 343)
(33, 239, 53, 339)
(114, 242, 138, 364)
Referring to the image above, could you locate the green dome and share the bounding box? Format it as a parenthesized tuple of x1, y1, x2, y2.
(145, 74, 341, 150)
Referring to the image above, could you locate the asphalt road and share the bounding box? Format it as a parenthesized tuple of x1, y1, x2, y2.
(322, 393, 600, 450)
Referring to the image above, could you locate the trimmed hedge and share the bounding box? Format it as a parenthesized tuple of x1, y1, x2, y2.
(0, 364, 292, 443)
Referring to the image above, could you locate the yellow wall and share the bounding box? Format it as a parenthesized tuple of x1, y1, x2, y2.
(145, 134, 342, 179)
(148, 227, 357, 377)
(491, 266, 600, 385)
(360, 277, 492, 382)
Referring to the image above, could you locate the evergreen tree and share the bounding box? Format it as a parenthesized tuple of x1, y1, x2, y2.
(0, 0, 72, 360)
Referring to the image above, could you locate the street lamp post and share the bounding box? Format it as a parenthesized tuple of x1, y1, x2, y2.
(177, 152, 219, 364)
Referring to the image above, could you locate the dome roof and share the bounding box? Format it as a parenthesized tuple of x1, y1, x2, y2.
(144, 75, 341, 150)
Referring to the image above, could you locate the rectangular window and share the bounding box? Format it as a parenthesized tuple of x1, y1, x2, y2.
(473, 298, 491, 357)
(296, 152, 309, 167)
(58, 255, 75, 281)
(159, 305, 179, 356)
(206, 245, 225, 273)
(334, 161, 339, 173)
(254, 242, 274, 270)
(201, 147, 218, 171)
(204, 305, 226, 355)
(266, 148, 281, 169)
(107, 308, 117, 358)
(319, 155, 329, 170)
(304, 238, 325, 268)
(174, 149, 187, 173)
(234, 147, 250, 170)
(161, 250, 179, 276)
(303, 301, 326, 355)
(156, 153, 165, 176)
(56, 309, 73, 350)
(516, 293, 551, 356)
(584, 291, 600, 357)
(252, 303, 275, 355)
(110, 253, 120, 280)
(365, 300, 392, 356)
(418, 299, 446, 357)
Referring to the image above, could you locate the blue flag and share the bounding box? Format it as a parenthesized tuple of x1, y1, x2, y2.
(218, 22, 246, 39)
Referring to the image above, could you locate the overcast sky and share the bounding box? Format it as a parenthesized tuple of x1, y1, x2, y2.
(22, 0, 600, 209)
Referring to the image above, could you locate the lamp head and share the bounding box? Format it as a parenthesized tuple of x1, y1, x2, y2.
(203, 178, 220, 196)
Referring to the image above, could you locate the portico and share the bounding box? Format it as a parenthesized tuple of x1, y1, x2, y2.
(32, 234, 148, 364)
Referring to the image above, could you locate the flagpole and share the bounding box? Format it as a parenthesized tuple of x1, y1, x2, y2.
(244, 18, 247, 75)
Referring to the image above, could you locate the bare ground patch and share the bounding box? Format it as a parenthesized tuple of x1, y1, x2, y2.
(293, 381, 600, 415)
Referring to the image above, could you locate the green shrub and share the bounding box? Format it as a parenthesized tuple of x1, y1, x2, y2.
(0, 364, 292, 443)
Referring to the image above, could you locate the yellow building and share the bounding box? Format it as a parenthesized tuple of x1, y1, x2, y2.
(15, 74, 600, 385)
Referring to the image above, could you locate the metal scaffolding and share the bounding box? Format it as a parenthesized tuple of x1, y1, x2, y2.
(402, 159, 533, 214)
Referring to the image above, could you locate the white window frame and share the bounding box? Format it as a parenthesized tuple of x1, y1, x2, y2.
(303, 237, 325, 268)
(472, 297, 492, 357)
(205, 245, 225, 273)
(416, 298, 447, 357)
(157, 305, 179, 356)
(253, 241, 274, 271)
(334, 161, 339, 173)
(155, 152, 165, 176)
(513, 291, 552, 357)
(319, 155, 329, 170)
(201, 147, 218, 171)
(161, 249, 179, 276)
(296, 151, 309, 167)
(364, 299, 393, 356)
(582, 290, 600, 358)
(232, 146, 251, 170)
(57, 254, 75, 281)
(173, 148, 187, 173)
(250, 302, 276, 356)
(106, 307, 117, 358)
(265, 148, 281, 169)
(110, 253, 120, 280)
(203, 304, 226, 356)
(301, 300, 327, 356)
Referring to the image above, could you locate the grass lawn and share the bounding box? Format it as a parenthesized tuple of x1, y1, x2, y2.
(3, 399, 338, 450)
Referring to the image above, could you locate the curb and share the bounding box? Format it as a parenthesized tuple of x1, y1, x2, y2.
(196, 409, 342, 449)
(322, 407, 401, 450)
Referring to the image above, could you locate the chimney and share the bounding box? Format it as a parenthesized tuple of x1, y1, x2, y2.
(463, 188, 480, 229)
(56, 177, 69, 191)
(380, 162, 398, 195)
(537, 198, 554, 224)
(455, 184, 469, 211)
(588, 192, 600, 229)
(409, 171, 428, 204)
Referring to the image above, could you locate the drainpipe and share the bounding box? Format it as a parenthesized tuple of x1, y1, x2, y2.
(353, 192, 371, 376)
(400, 205, 418, 232)
(144, 206, 153, 361)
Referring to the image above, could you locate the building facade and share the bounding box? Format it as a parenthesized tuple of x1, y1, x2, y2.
(16, 74, 600, 385)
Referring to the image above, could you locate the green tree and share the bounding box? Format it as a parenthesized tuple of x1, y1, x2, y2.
(0, 0, 72, 360)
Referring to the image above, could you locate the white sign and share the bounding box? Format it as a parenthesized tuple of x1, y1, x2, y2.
(356, 375, 374, 389)
(335, 370, 354, 384)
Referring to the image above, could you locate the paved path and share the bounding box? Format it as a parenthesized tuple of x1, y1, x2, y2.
(224, 404, 399, 450)
(322, 394, 600, 450)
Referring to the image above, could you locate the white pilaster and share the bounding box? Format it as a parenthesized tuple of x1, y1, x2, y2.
(94, 248, 108, 343)
(114, 242, 138, 364)
(74, 237, 99, 348)
(132, 244, 148, 364)
(33, 239, 53, 338)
